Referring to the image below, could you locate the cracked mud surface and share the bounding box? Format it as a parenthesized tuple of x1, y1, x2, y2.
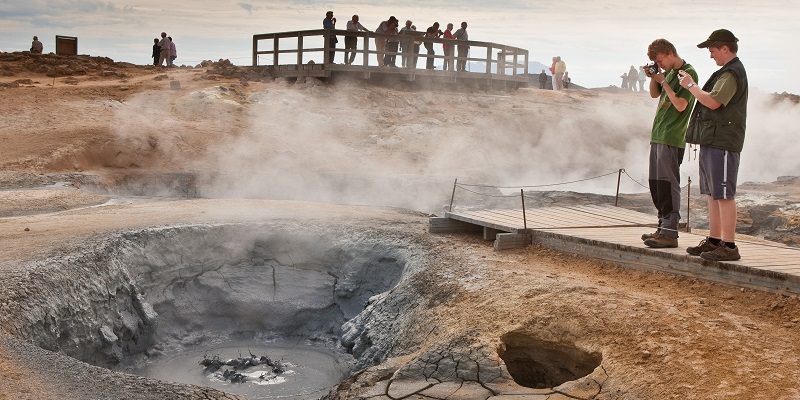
(2, 54, 800, 399)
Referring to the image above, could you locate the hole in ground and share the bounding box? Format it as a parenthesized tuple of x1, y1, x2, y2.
(498, 331, 602, 389)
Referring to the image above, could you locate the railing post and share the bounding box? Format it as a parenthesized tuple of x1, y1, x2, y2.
(513, 52, 518, 76)
(485, 46, 492, 74)
(322, 30, 329, 64)
(273, 36, 279, 66)
(252, 35, 257, 66)
(520, 189, 527, 230)
(686, 176, 692, 232)
(523, 50, 529, 76)
(615, 168, 623, 207)
(449, 178, 458, 212)
(362, 32, 370, 67)
(297, 35, 304, 66)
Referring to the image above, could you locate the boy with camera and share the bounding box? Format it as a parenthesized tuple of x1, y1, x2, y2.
(641, 39, 698, 248)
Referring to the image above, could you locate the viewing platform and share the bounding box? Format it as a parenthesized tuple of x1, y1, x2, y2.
(431, 204, 800, 296)
(252, 29, 529, 89)
(429, 175, 800, 296)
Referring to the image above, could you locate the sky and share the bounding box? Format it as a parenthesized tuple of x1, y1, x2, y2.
(0, 0, 798, 93)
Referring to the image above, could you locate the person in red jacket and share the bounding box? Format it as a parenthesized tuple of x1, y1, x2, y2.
(442, 23, 454, 71)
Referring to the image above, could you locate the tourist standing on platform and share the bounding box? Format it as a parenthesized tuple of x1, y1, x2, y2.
(323, 11, 338, 63)
(424, 22, 442, 70)
(453, 22, 469, 71)
(681, 29, 748, 262)
(400, 20, 415, 68)
(376, 16, 398, 66)
(384, 18, 400, 67)
(641, 38, 697, 249)
(442, 23, 454, 71)
(345, 15, 370, 65)
(151, 38, 160, 66)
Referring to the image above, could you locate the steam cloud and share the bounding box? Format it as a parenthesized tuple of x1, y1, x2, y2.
(112, 81, 800, 213)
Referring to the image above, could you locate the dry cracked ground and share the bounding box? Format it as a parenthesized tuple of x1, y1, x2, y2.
(1, 52, 800, 400)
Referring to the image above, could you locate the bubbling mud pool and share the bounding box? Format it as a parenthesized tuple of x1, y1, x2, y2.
(132, 339, 352, 399)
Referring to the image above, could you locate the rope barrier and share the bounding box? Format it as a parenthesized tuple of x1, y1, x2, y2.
(456, 170, 619, 189)
(454, 185, 519, 198)
(622, 169, 650, 190)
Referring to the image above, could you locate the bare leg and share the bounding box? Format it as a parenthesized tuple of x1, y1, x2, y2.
(707, 196, 721, 239)
(718, 198, 737, 243)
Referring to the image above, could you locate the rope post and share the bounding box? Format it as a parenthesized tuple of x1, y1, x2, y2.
(614, 168, 623, 207)
(520, 189, 527, 230)
(686, 176, 691, 233)
(449, 178, 458, 213)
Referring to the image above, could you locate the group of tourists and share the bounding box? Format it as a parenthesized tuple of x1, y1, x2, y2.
(537, 68, 571, 90)
(151, 32, 177, 67)
(641, 29, 748, 263)
(323, 11, 470, 70)
(621, 65, 647, 91)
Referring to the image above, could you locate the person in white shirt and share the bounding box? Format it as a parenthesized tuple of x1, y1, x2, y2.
(345, 15, 370, 65)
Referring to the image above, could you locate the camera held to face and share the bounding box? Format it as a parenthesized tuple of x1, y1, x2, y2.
(644, 62, 659, 75)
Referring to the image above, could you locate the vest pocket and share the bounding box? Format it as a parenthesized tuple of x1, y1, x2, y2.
(687, 119, 715, 145)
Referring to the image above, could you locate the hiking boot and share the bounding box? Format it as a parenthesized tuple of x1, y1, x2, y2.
(641, 230, 660, 241)
(700, 244, 741, 262)
(644, 233, 678, 248)
(686, 238, 720, 256)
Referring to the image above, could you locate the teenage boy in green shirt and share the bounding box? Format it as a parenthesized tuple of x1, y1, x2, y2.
(641, 39, 698, 248)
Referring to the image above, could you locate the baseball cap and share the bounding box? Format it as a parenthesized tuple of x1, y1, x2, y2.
(697, 29, 739, 48)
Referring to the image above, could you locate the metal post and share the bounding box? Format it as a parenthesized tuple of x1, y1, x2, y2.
(614, 168, 623, 207)
(520, 189, 527, 231)
(686, 176, 691, 232)
(449, 178, 458, 212)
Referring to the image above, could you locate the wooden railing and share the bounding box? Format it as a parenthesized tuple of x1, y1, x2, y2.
(252, 29, 528, 77)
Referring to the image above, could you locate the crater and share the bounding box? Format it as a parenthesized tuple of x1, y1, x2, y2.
(498, 331, 602, 389)
(2, 223, 413, 399)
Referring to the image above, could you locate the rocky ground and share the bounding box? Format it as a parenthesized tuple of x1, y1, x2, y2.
(1, 52, 800, 400)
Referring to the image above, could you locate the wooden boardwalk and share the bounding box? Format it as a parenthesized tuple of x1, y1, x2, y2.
(251, 29, 529, 89)
(430, 205, 800, 295)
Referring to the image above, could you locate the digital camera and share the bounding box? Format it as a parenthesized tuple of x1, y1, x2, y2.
(644, 62, 659, 75)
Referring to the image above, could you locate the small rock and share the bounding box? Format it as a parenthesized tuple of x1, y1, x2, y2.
(169, 80, 181, 90)
(414, 100, 428, 113)
(23, 227, 30, 232)
(641, 350, 651, 359)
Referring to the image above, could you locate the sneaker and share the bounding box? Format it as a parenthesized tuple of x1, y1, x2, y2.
(644, 233, 678, 248)
(686, 238, 720, 256)
(641, 230, 659, 241)
(700, 244, 741, 262)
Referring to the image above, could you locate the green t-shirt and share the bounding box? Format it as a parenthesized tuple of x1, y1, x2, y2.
(650, 63, 698, 149)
